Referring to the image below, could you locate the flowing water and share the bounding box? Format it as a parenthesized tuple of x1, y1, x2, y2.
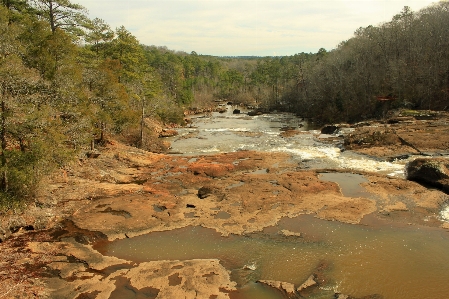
(170, 108, 406, 177)
(99, 107, 449, 298)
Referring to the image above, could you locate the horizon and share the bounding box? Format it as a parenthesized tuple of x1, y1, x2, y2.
(76, 0, 437, 56)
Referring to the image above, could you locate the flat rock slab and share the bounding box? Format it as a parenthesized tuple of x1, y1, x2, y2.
(28, 238, 236, 299)
(3, 139, 449, 299)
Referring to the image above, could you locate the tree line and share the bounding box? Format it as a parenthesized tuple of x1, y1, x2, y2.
(224, 3, 449, 123)
(1, 0, 448, 208)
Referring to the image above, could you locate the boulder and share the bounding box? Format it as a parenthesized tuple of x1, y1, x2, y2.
(159, 129, 178, 138)
(233, 109, 241, 114)
(320, 125, 338, 135)
(405, 158, 449, 193)
(247, 110, 264, 116)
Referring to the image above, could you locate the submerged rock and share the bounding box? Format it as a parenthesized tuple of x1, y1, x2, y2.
(243, 262, 257, 271)
(257, 280, 298, 298)
(336, 294, 384, 299)
(297, 274, 317, 292)
(279, 229, 301, 237)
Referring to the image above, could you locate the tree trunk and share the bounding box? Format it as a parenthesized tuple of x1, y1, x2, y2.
(0, 99, 8, 192)
(49, 0, 56, 33)
(140, 97, 145, 148)
(100, 122, 105, 142)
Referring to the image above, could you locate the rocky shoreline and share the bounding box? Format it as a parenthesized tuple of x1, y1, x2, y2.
(1, 110, 449, 298)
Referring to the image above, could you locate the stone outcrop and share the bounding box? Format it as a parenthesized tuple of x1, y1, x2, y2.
(247, 109, 265, 116)
(406, 158, 449, 193)
(29, 238, 237, 299)
(342, 111, 449, 158)
(3, 117, 449, 298)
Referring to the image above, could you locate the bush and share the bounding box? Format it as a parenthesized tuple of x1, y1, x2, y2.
(0, 140, 75, 213)
(156, 106, 186, 125)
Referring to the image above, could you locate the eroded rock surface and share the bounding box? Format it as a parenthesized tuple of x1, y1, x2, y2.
(26, 238, 236, 299)
(344, 110, 449, 158)
(1, 111, 449, 298)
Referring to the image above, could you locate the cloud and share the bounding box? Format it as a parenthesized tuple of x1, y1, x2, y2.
(76, 0, 436, 56)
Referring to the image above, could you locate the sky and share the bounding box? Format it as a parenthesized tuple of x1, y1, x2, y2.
(75, 0, 437, 56)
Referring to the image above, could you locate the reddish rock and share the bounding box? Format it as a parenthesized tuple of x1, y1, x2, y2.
(188, 161, 234, 178)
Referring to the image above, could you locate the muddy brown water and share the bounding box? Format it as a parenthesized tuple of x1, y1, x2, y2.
(96, 214, 449, 299)
(96, 110, 449, 298)
(94, 172, 449, 298)
(319, 172, 373, 198)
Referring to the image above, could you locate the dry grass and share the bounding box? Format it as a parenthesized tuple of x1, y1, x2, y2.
(0, 231, 56, 299)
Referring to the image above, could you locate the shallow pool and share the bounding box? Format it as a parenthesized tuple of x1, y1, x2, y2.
(96, 215, 449, 298)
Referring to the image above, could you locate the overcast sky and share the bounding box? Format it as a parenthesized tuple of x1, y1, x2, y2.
(75, 0, 436, 56)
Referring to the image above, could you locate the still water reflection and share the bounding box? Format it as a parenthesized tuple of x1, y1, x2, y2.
(97, 215, 449, 299)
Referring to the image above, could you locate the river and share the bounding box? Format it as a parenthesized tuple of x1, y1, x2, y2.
(99, 107, 449, 299)
(169, 107, 406, 177)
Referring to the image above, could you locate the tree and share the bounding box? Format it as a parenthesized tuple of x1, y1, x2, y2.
(31, 0, 90, 35)
(109, 25, 145, 83)
(128, 70, 163, 147)
(1, 0, 30, 23)
(84, 17, 114, 58)
(86, 59, 135, 143)
(0, 6, 69, 205)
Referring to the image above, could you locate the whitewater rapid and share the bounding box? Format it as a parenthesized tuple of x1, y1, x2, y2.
(169, 109, 408, 177)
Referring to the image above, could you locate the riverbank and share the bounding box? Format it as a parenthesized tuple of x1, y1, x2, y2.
(1, 110, 449, 298)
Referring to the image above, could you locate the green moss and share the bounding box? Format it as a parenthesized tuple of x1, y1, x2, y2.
(400, 110, 422, 116)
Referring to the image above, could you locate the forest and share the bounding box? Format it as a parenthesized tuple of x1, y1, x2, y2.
(1, 0, 449, 208)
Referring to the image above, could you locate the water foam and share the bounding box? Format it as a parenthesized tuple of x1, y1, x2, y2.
(204, 128, 250, 132)
(273, 146, 405, 176)
(440, 205, 449, 222)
